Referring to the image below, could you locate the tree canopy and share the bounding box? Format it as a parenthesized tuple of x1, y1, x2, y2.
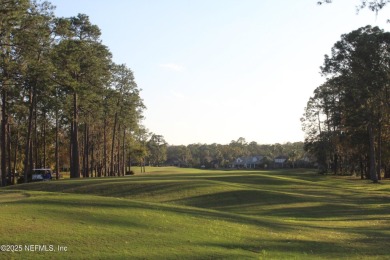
(302, 25, 390, 181)
(165, 139, 307, 169)
(317, 0, 390, 13)
(0, 0, 145, 185)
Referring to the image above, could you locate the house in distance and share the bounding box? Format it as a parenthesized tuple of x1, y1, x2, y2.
(231, 156, 267, 169)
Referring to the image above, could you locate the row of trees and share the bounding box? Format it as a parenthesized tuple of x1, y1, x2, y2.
(113, 135, 307, 170)
(164, 139, 306, 169)
(0, 0, 146, 185)
(302, 26, 390, 181)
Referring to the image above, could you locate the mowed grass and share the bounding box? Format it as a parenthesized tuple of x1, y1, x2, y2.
(1, 167, 389, 259)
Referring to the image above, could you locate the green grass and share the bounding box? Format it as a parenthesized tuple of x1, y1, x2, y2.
(1, 167, 389, 259)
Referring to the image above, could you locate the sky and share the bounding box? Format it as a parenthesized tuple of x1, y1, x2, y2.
(48, 0, 389, 145)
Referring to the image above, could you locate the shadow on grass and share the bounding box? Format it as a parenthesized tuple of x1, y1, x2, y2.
(170, 187, 390, 219)
(4, 189, 390, 259)
(0, 190, 31, 202)
(3, 172, 339, 208)
(5, 172, 389, 223)
(10, 194, 293, 233)
(3, 169, 322, 192)
(261, 202, 390, 219)
(171, 189, 307, 208)
(197, 237, 390, 259)
(11, 197, 151, 231)
(204, 170, 325, 186)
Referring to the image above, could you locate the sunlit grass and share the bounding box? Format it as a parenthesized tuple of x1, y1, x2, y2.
(1, 167, 389, 259)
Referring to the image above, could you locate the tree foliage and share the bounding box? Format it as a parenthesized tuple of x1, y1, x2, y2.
(165, 139, 307, 169)
(302, 25, 390, 180)
(0, 0, 145, 185)
(317, 0, 390, 13)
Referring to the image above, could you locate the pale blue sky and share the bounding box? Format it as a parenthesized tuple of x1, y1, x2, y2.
(49, 0, 389, 145)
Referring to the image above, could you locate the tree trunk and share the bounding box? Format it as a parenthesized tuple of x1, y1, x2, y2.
(29, 137, 33, 175)
(368, 123, 378, 183)
(85, 123, 89, 178)
(333, 153, 338, 175)
(111, 112, 118, 176)
(55, 107, 59, 180)
(12, 130, 19, 185)
(23, 87, 35, 183)
(103, 117, 107, 177)
(7, 123, 11, 184)
(128, 152, 131, 174)
(360, 157, 364, 179)
(91, 143, 94, 177)
(81, 124, 87, 178)
(43, 111, 46, 168)
(69, 122, 73, 175)
(1, 89, 8, 186)
(377, 123, 382, 180)
(365, 155, 370, 179)
(71, 92, 80, 178)
(34, 99, 38, 168)
(122, 127, 126, 176)
(117, 124, 121, 176)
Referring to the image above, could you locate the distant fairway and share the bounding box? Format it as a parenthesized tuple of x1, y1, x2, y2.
(1, 167, 389, 259)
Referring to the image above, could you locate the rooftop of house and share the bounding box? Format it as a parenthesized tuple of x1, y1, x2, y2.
(234, 156, 265, 164)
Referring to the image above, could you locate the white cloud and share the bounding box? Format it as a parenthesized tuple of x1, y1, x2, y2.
(159, 63, 185, 72)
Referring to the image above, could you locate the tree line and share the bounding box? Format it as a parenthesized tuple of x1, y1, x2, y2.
(0, 0, 146, 185)
(301, 25, 390, 181)
(145, 138, 307, 169)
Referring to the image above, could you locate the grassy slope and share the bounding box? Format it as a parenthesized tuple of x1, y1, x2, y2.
(1, 167, 389, 259)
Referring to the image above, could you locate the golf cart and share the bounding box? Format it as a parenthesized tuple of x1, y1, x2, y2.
(18, 168, 53, 183)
